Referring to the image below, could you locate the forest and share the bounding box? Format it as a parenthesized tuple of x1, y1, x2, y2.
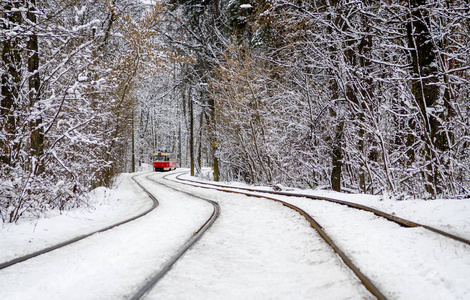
(1, 0, 469, 223)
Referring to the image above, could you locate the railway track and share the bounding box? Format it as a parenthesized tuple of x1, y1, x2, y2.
(160, 171, 470, 299)
(3, 170, 468, 299)
(172, 173, 470, 246)
(156, 171, 387, 300)
(129, 174, 220, 300)
(1, 172, 220, 300)
(0, 174, 159, 270)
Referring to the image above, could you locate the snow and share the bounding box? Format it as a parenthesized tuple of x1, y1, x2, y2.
(0, 174, 152, 264)
(146, 173, 371, 300)
(189, 172, 470, 240)
(77, 74, 88, 81)
(240, 4, 253, 9)
(1, 168, 469, 299)
(75, 6, 86, 17)
(1, 171, 214, 299)
(299, 190, 470, 241)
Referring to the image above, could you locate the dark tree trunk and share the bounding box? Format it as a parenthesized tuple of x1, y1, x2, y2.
(189, 87, 194, 176)
(336, 2, 373, 193)
(131, 114, 135, 172)
(27, 0, 45, 175)
(331, 120, 344, 192)
(1, 1, 22, 166)
(207, 96, 219, 181)
(197, 110, 203, 172)
(407, 0, 446, 196)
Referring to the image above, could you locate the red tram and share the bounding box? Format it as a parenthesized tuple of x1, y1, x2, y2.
(153, 152, 177, 171)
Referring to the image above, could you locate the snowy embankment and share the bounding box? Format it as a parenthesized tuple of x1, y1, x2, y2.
(0, 167, 469, 300)
(0, 172, 153, 263)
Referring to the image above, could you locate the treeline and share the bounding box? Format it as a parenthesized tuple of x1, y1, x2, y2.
(2, 0, 469, 222)
(162, 0, 470, 199)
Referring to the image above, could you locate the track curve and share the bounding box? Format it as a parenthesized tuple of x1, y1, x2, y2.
(129, 173, 220, 300)
(161, 171, 387, 300)
(174, 173, 470, 246)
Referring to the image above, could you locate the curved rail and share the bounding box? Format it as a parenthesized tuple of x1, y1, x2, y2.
(163, 172, 387, 300)
(129, 174, 220, 300)
(0, 174, 159, 270)
(175, 174, 470, 246)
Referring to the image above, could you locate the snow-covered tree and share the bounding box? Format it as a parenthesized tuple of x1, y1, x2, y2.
(0, 0, 172, 223)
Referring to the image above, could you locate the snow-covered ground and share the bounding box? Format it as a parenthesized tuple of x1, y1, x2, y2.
(184, 171, 470, 241)
(1, 167, 469, 299)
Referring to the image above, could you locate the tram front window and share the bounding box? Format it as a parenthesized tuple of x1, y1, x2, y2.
(154, 155, 167, 161)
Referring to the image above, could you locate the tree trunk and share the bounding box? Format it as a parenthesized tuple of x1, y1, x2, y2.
(213, 142, 219, 181)
(331, 120, 344, 192)
(189, 87, 194, 176)
(407, 0, 445, 196)
(197, 110, 203, 172)
(27, 0, 45, 175)
(131, 113, 135, 172)
(207, 96, 219, 181)
(1, 0, 22, 166)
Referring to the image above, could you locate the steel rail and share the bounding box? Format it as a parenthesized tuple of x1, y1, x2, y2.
(164, 172, 387, 300)
(129, 173, 220, 300)
(175, 174, 470, 246)
(0, 173, 159, 270)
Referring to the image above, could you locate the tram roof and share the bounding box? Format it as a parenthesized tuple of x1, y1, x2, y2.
(153, 152, 174, 156)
